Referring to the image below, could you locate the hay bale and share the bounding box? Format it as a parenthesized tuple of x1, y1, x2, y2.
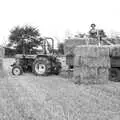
(97, 67, 109, 84)
(73, 67, 97, 84)
(110, 45, 120, 56)
(74, 56, 110, 68)
(66, 54, 74, 66)
(77, 66, 98, 80)
(65, 38, 87, 46)
(74, 55, 80, 67)
(88, 38, 99, 45)
(64, 38, 87, 55)
(72, 67, 81, 84)
(64, 46, 74, 55)
(60, 70, 73, 79)
(74, 45, 110, 57)
(73, 66, 109, 84)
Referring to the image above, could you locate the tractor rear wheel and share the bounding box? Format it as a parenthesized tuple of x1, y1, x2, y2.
(32, 57, 51, 76)
(109, 68, 120, 82)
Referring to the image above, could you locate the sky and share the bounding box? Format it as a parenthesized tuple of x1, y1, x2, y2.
(0, 0, 120, 46)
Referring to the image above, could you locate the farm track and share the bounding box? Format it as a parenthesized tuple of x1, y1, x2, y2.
(0, 58, 120, 119)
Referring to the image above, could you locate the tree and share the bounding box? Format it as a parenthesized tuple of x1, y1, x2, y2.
(8, 25, 41, 54)
(5, 47, 16, 57)
(58, 43, 64, 55)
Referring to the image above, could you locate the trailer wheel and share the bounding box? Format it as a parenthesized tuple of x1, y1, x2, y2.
(109, 68, 120, 82)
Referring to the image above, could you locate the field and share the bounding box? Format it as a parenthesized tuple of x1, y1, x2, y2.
(0, 58, 120, 119)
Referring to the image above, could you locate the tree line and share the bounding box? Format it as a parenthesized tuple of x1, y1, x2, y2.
(5, 25, 64, 57)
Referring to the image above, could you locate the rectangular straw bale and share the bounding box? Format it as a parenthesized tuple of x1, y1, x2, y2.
(73, 67, 81, 77)
(64, 38, 87, 55)
(97, 67, 109, 84)
(80, 78, 98, 84)
(80, 77, 108, 84)
(65, 38, 87, 46)
(64, 46, 74, 55)
(74, 55, 80, 67)
(74, 56, 110, 68)
(72, 67, 81, 83)
(73, 66, 98, 82)
(110, 45, 120, 56)
(73, 67, 98, 84)
(60, 70, 73, 79)
(88, 38, 99, 45)
(66, 54, 74, 66)
(80, 66, 98, 79)
(73, 66, 109, 84)
(74, 45, 110, 57)
(81, 57, 110, 68)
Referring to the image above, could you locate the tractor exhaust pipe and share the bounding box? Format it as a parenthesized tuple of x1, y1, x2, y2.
(44, 37, 54, 54)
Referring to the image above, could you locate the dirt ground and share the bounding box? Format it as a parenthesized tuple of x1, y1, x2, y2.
(0, 58, 120, 120)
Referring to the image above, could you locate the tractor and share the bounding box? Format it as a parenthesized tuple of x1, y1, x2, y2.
(11, 37, 61, 76)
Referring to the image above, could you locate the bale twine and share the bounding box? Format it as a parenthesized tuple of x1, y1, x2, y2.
(72, 45, 110, 84)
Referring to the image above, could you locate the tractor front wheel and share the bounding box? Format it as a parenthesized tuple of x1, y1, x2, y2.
(12, 66, 23, 76)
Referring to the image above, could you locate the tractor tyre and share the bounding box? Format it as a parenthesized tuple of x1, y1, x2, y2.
(109, 68, 120, 82)
(12, 65, 23, 76)
(32, 57, 51, 76)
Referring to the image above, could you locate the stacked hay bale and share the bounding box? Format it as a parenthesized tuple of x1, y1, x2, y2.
(64, 38, 99, 55)
(63, 38, 100, 79)
(73, 45, 110, 84)
(58, 56, 68, 70)
(64, 38, 87, 68)
(110, 45, 120, 56)
(0, 46, 5, 77)
(88, 38, 99, 45)
(64, 39, 86, 55)
(64, 38, 100, 66)
(62, 38, 87, 79)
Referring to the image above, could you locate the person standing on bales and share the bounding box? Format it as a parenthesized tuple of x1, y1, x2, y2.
(89, 23, 102, 45)
(89, 23, 98, 38)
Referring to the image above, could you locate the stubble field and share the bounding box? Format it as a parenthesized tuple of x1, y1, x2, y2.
(0, 58, 120, 120)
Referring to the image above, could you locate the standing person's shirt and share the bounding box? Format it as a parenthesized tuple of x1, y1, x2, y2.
(89, 28, 97, 38)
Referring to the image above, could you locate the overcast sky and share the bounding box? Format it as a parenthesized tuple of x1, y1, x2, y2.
(0, 0, 120, 46)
